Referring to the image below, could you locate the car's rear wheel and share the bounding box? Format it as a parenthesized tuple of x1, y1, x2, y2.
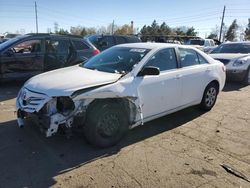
(243, 67, 250, 85)
(84, 101, 128, 148)
(200, 82, 218, 111)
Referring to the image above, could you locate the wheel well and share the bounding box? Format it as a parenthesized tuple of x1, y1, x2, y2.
(86, 98, 137, 124)
(208, 80, 220, 91)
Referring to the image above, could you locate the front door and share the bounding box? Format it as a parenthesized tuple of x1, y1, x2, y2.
(1, 39, 44, 80)
(135, 48, 181, 119)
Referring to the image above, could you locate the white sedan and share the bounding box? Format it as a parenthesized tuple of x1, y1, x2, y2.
(16, 43, 226, 147)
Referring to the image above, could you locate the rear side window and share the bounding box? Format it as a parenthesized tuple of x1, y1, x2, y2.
(146, 48, 177, 71)
(179, 48, 199, 67)
(197, 53, 208, 64)
(72, 40, 89, 50)
(46, 39, 70, 54)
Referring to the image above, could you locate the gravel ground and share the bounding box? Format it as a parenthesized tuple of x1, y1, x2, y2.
(0, 82, 249, 188)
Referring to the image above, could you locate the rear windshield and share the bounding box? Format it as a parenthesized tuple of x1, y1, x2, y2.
(211, 43, 250, 54)
(82, 47, 150, 74)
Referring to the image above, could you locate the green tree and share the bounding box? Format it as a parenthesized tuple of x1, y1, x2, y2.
(57, 28, 69, 35)
(186, 27, 197, 36)
(225, 19, 238, 41)
(245, 18, 250, 40)
(174, 27, 186, 36)
(151, 20, 160, 35)
(160, 22, 172, 35)
(207, 33, 217, 39)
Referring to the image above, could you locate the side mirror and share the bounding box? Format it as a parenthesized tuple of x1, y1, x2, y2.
(138, 66, 160, 76)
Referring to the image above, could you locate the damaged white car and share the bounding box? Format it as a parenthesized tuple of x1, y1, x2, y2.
(16, 43, 226, 147)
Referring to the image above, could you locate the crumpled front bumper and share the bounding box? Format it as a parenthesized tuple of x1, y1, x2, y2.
(16, 88, 76, 137)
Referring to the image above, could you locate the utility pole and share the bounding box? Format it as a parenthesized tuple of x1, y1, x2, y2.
(219, 5, 226, 42)
(35, 1, 38, 33)
(111, 20, 114, 35)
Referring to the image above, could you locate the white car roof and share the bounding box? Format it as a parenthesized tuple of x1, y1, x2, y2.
(116, 42, 181, 49)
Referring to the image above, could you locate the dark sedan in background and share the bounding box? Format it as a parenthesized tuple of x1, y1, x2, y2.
(0, 33, 99, 82)
(85, 34, 141, 51)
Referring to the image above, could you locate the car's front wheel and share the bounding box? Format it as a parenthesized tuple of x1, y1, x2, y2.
(200, 82, 218, 111)
(84, 101, 129, 148)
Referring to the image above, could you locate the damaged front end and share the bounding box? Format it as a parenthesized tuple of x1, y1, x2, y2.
(16, 88, 88, 137)
(16, 86, 143, 138)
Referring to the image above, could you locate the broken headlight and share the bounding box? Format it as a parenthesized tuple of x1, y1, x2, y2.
(56, 97, 75, 113)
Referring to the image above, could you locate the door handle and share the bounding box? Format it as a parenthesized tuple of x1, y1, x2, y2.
(175, 74, 182, 79)
(206, 68, 212, 72)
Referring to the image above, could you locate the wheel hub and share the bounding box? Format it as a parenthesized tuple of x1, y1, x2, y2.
(97, 113, 119, 137)
(205, 87, 216, 107)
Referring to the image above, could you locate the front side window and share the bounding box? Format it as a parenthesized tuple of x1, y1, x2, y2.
(9, 39, 41, 54)
(145, 48, 177, 71)
(179, 48, 199, 67)
(82, 47, 150, 74)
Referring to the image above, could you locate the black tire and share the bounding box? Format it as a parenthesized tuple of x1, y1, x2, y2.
(243, 67, 250, 85)
(84, 101, 129, 148)
(199, 82, 218, 111)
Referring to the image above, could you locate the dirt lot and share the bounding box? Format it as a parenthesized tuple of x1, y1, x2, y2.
(0, 82, 249, 188)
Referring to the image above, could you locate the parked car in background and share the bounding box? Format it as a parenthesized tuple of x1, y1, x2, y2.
(85, 34, 141, 51)
(210, 41, 250, 85)
(4, 33, 21, 39)
(186, 39, 217, 53)
(16, 43, 225, 147)
(0, 33, 99, 82)
(0, 38, 8, 44)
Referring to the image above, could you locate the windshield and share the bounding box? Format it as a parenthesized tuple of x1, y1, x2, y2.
(211, 43, 250, 54)
(82, 47, 150, 74)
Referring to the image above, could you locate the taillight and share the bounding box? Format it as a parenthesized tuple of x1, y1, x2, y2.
(93, 49, 100, 55)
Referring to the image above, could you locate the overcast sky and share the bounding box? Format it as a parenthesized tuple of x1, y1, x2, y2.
(0, 0, 249, 38)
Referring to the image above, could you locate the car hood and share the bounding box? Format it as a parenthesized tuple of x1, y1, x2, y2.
(209, 53, 249, 60)
(25, 65, 122, 97)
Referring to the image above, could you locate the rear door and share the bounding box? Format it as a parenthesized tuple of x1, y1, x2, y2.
(177, 47, 210, 106)
(44, 37, 71, 71)
(1, 38, 44, 80)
